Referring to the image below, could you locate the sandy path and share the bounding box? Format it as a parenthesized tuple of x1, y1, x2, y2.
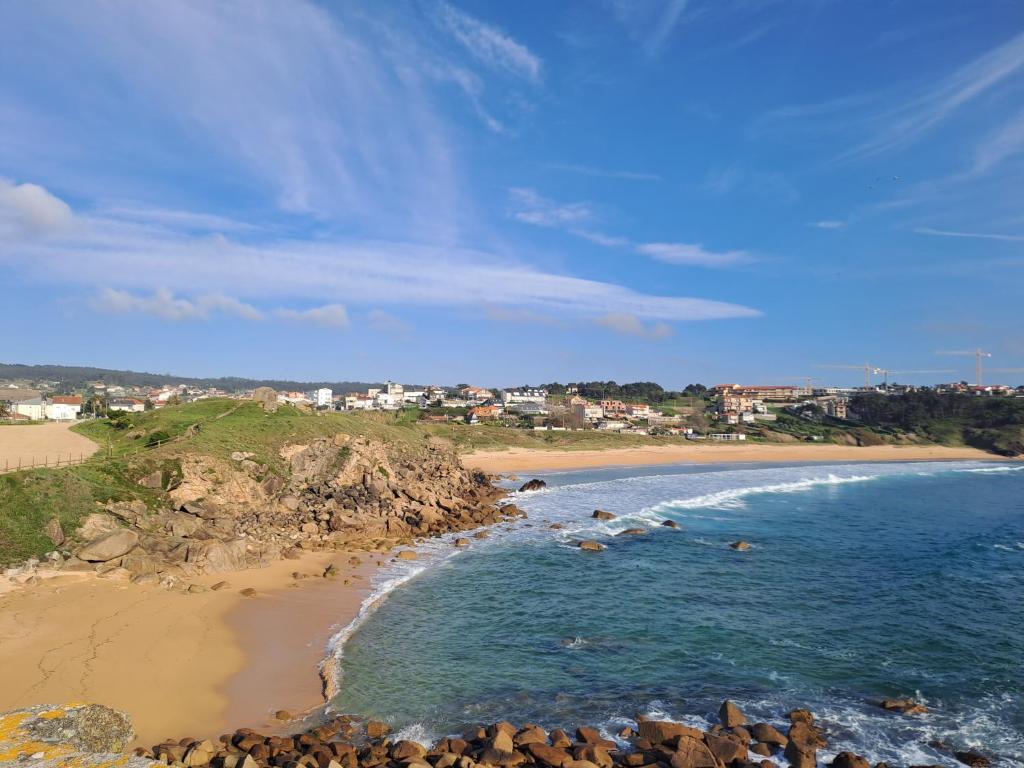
(462, 443, 1009, 474)
(0, 549, 379, 747)
(0, 422, 98, 471)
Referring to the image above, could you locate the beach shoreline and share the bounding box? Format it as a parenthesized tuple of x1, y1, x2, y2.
(0, 547, 383, 747)
(460, 442, 1010, 474)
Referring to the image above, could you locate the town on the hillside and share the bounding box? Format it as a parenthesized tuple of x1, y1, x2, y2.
(2, 372, 1022, 441)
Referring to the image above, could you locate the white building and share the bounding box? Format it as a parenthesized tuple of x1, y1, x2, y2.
(572, 402, 604, 421)
(501, 389, 548, 405)
(45, 396, 83, 420)
(315, 388, 333, 408)
(108, 398, 145, 413)
(14, 397, 46, 420)
(385, 381, 404, 398)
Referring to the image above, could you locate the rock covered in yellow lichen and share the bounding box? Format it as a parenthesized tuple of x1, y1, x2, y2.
(0, 703, 153, 767)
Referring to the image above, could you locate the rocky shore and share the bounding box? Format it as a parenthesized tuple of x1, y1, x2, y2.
(2, 699, 993, 768)
(5, 432, 515, 591)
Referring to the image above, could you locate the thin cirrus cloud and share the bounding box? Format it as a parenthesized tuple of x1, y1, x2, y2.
(508, 187, 751, 268)
(0, 185, 760, 324)
(915, 226, 1024, 243)
(808, 220, 847, 230)
(596, 312, 673, 339)
(435, 1, 542, 83)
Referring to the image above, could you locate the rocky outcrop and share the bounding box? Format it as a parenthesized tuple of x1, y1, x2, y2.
(592, 510, 616, 521)
(519, 479, 546, 492)
(878, 697, 927, 715)
(34, 435, 510, 587)
(251, 387, 279, 412)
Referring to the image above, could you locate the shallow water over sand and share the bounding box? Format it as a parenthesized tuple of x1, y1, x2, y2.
(330, 461, 1024, 767)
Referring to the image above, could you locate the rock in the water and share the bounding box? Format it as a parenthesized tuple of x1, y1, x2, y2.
(454, 538, 470, 548)
(274, 710, 293, 721)
(832, 752, 870, 768)
(751, 722, 788, 747)
(396, 550, 418, 561)
(730, 540, 751, 551)
(616, 528, 646, 536)
(784, 740, 817, 768)
(637, 720, 703, 745)
(662, 520, 680, 529)
(366, 721, 390, 738)
(955, 751, 990, 767)
(878, 697, 928, 715)
(578, 540, 606, 552)
(592, 510, 616, 520)
(719, 699, 747, 727)
(519, 479, 547, 492)
(77, 530, 139, 562)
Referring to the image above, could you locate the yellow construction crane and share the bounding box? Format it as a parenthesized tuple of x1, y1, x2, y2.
(872, 368, 955, 387)
(936, 348, 992, 386)
(816, 363, 875, 389)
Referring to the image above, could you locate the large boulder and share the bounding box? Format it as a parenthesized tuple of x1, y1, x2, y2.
(578, 540, 606, 552)
(252, 387, 279, 412)
(519, 479, 547, 492)
(592, 510, 616, 521)
(669, 736, 719, 768)
(0, 704, 136, 762)
(751, 723, 788, 748)
(832, 752, 870, 768)
(77, 530, 139, 562)
(525, 743, 572, 767)
(719, 699, 747, 727)
(704, 733, 747, 764)
(186, 539, 248, 573)
(44, 517, 65, 546)
(638, 721, 704, 745)
(878, 697, 927, 715)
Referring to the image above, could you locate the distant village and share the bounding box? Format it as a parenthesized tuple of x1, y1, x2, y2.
(2, 373, 1022, 440)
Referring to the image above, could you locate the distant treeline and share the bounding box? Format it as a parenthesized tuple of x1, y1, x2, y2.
(851, 391, 1024, 456)
(535, 381, 708, 402)
(0, 363, 384, 394)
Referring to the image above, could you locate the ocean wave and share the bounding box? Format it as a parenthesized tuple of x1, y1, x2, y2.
(956, 465, 1024, 474)
(652, 473, 878, 511)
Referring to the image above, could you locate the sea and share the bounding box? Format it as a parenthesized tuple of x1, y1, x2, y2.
(324, 460, 1024, 767)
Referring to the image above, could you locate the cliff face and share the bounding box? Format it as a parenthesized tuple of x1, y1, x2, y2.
(12, 434, 510, 586)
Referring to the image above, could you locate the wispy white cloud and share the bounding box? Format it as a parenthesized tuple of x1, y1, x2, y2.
(571, 229, 631, 247)
(435, 2, 541, 83)
(96, 204, 257, 233)
(2, 183, 761, 323)
(808, 220, 847, 230)
(0, 178, 73, 239)
(275, 304, 350, 328)
(970, 107, 1024, 176)
(915, 226, 1024, 243)
(842, 30, 1024, 161)
(608, 0, 692, 58)
(92, 288, 264, 321)
(596, 312, 673, 339)
(548, 163, 660, 181)
(508, 187, 593, 228)
(0, 2, 463, 239)
(637, 242, 751, 267)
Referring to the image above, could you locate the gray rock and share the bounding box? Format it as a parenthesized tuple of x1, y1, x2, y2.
(77, 530, 139, 562)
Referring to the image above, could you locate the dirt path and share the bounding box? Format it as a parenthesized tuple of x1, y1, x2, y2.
(0, 422, 99, 472)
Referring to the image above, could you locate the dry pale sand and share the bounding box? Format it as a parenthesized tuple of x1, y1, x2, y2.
(0, 549, 381, 747)
(0, 422, 98, 472)
(462, 442, 1009, 474)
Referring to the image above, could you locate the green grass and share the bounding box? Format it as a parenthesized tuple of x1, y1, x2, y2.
(0, 460, 160, 566)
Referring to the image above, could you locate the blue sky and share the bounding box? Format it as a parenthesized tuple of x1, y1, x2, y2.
(1, 0, 1023, 388)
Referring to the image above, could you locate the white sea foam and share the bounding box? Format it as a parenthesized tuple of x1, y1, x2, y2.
(956, 465, 1024, 474)
(652, 473, 877, 511)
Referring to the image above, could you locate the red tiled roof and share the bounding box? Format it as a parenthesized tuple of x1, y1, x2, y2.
(51, 396, 83, 405)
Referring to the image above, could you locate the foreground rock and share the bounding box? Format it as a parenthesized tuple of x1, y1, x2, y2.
(0, 703, 145, 767)
(7, 700, 993, 768)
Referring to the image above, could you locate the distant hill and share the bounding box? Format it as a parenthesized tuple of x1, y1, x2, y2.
(0, 362, 390, 394)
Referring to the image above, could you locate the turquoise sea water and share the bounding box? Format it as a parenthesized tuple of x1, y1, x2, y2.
(328, 461, 1024, 767)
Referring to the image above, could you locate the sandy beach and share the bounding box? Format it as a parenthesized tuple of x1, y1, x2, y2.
(461, 442, 1008, 474)
(0, 549, 382, 747)
(0, 422, 99, 473)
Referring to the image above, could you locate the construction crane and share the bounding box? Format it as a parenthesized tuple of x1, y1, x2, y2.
(872, 368, 955, 387)
(816, 363, 875, 389)
(783, 377, 822, 395)
(936, 348, 992, 386)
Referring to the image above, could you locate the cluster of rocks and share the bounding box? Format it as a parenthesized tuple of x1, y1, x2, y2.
(9, 435, 514, 589)
(125, 699, 989, 768)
